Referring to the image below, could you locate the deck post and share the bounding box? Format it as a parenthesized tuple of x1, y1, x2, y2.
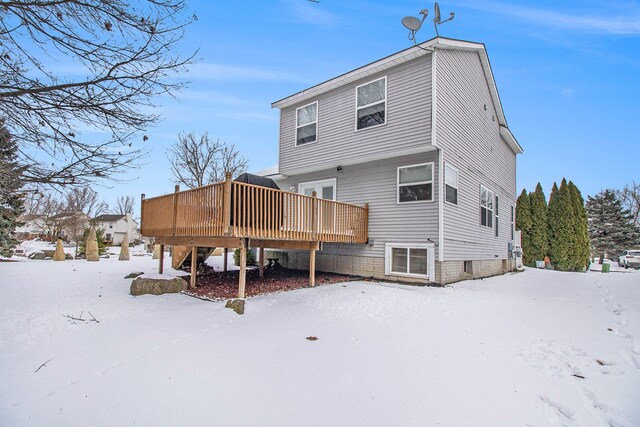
(190, 246, 197, 289)
(172, 185, 180, 236)
(309, 247, 316, 287)
(311, 191, 318, 241)
(223, 247, 228, 272)
(158, 244, 164, 274)
(259, 247, 265, 279)
(364, 203, 369, 243)
(223, 172, 232, 235)
(238, 239, 247, 298)
(140, 193, 145, 235)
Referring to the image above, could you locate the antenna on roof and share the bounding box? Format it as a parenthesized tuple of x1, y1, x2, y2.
(433, 2, 455, 37)
(401, 8, 429, 44)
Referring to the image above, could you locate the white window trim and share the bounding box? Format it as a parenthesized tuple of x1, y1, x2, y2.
(444, 162, 459, 206)
(397, 162, 435, 204)
(298, 178, 337, 200)
(295, 101, 318, 147)
(384, 242, 435, 282)
(480, 184, 494, 228)
(354, 76, 387, 132)
(495, 194, 499, 238)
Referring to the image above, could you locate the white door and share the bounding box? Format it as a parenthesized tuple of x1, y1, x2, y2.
(298, 178, 336, 201)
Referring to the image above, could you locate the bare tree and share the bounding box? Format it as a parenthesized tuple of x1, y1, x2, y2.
(167, 132, 248, 189)
(617, 181, 640, 228)
(0, 1, 196, 188)
(113, 195, 136, 215)
(28, 192, 67, 241)
(65, 187, 108, 219)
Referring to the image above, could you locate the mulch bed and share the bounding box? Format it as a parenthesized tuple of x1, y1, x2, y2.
(183, 265, 356, 301)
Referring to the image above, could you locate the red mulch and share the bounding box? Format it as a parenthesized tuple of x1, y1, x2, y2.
(183, 265, 355, 301)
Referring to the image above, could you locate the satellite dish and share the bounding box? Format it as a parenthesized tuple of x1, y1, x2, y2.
(433, 2, 455, 36)
(401, 9, 428, 44)
(402, 16, 423, 32)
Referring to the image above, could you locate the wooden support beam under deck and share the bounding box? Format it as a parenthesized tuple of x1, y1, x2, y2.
(249, 239, 319, 251)
(238, 238, 247, 298)
(309, 248, 316, 287)
(190, 246, 197, 289)
(158, 244, 164, 274)
(259, 247, 265, 279)
(154, 236, 244, 249)
(223, 248, 228, 272)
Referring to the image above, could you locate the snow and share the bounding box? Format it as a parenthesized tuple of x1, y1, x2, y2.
(1, 253, 640, 426)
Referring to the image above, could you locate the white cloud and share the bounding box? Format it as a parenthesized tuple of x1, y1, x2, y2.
(186, 63, 310, 84)
(455, 0, 640, 34)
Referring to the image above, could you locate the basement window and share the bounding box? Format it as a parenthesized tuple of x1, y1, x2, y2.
(388, 246, 428, 277)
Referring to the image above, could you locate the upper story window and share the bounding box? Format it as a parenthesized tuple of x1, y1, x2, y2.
(356, 76, 386, 130)
(398, 163, 433, 203)
(480, 185, 494, 228)
(296, 101, 318, 145)
(445, 163, 458, 205)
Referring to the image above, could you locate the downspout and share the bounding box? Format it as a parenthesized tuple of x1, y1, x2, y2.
(431, 46, 444, 264)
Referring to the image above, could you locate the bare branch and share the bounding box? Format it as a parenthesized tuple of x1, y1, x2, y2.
(0, 0, 197, 188)
(167, 132, 248, 189)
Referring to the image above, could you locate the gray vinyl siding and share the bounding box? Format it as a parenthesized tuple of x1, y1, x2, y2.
(274, 151, 440, 260)
(278, 54, 432, 176)
(435, 49, 517, 260)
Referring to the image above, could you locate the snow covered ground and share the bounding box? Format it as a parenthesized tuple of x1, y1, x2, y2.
(1, 252, 639, 426)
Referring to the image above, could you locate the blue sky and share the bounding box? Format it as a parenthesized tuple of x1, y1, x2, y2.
(97, 0, 640, 211)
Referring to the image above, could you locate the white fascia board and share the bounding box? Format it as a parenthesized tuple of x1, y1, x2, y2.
(499, 126, 523, 154)
(281, 145, 437, 177)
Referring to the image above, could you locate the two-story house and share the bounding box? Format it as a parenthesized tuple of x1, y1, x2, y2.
(94, 213, 139, 245)
(262, 37, 523, 284)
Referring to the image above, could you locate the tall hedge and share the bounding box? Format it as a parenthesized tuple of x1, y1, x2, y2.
(516, 189, 532, 265)
(568, 181, 590, 270)
(528, 183, 548, 264)
(548, 179, 575, 270)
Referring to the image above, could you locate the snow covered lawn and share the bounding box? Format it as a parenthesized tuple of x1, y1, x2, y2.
(1, 255, 639, 426)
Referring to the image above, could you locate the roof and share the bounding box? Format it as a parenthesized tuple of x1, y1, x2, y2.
(271, 36, 522, 155)
(94, 214, 126, 222)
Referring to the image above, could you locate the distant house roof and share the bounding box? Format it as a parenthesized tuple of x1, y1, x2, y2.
(18, 213, 42, 222)
(94, 214, 126, 222)
(49, 211, 89, 221)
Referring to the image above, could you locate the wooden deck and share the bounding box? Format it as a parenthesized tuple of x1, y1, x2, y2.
(140, 174, 368, 300)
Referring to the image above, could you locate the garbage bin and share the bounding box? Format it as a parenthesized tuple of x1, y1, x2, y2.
(602, 263, 610, 273)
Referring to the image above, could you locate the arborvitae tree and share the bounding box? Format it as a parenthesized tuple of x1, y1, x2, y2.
(548, 179, 574, 271)
(516, 189, 533, 265)
(529, 183, 549, 264)
(568, 181, 590, 270)
(0, 120, 25, 257)
(586, 189, 640, 260)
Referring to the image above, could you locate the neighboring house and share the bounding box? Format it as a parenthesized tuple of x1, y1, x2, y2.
(94, 213, 139, 245)
(263, 37, 523, 284)
(15, 212, 90, 242)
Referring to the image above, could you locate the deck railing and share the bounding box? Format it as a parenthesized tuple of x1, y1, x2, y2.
(141, 176, 368, 244)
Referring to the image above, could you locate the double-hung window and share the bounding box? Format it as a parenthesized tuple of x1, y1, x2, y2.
(445, 163, 458, 205)
(398, 163, 433, 203)
(356, 77, 386, 130)
(480, 185, 494, 228)
(296, 102, 318, 145)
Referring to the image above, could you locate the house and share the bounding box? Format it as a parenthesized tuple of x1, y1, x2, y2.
(14, 212, 90, 242)
(94, 213, 139, 245)
(262, 37, 523, 284)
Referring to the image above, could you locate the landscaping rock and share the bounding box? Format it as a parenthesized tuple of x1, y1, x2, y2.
(53, 239, 66, 261)
(86, 227, 99, 261)
(125, 272, 144, 279)
(29, 251, 46, 260)
(119, 235, 130, 261)
(130, 276, 188, 296)
(152, 244, 161, 259)
(225, 298, 245, 315)
(65, 253, 73, 260)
